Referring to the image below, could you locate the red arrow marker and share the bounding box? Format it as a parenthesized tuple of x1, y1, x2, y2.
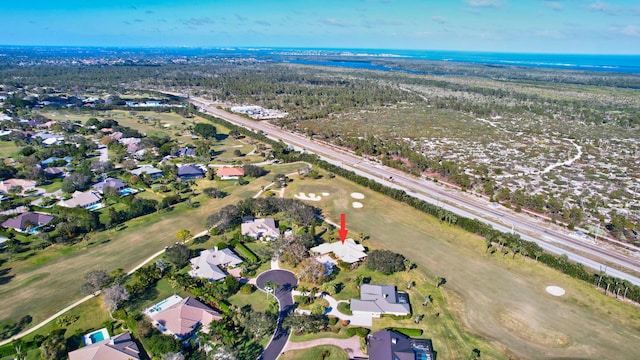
(338, 213, 348, 244)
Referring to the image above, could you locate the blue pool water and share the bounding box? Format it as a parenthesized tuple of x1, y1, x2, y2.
(120, 188, 133, 196)
(89, 331, 105, 343)
(86, 204, 101, 211)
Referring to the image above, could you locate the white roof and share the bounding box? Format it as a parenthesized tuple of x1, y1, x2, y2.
(188, 248, 243, 281)
(241, 218, 280, 239)
(59, 190, 101, 208)
(310, 238, 367, 264)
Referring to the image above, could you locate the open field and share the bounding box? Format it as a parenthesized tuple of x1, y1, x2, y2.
(283, 170, 640, 359)
(0, 141, 19, 159)
(280, 345, 348, 360)
(0, 174, 272, 325)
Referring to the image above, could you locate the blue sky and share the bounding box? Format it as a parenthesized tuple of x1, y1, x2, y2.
(2, 0, 639, 54)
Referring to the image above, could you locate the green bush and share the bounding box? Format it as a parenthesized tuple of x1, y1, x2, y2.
(328, 317, 339, 325)
(337, 302, 352, 315)
(240, 284, 254, 294)
(346, 327, 370, 338)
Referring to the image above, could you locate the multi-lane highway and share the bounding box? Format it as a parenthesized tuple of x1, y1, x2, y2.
(179, 94, 640, 285)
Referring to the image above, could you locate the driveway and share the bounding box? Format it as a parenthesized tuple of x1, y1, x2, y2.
(256, 270, 298, 360)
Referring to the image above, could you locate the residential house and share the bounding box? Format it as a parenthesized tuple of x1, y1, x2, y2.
(58, 190, 102, 210)
(175, 147, 196, 157)
(130, 165, 164, 179)
(43, 167, 65, 179)
(1, 212, 55, 233)
(177, 165, 205, 180)
(189, 246, 243, 281)
(0, 179, 37, 194)
(241, 217, 280, 241)
(92, 178, 127, 194)
(119, 137, 141, 146)
(310, 238, 367, 264)
(350, 284, 411, 318)
(145, 295, 222, 339)
(68, 331, 142, 360)
(216, 166, 244, 180)
(367, 329, 435, 360)
(40, 156, 72, 168)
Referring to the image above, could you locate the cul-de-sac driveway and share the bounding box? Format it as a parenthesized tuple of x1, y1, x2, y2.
(256, 269, 298, 360)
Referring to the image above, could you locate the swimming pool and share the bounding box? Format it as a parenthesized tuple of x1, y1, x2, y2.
(82, 328, 110, 346)
(120, 188, 133, 196)
(89, 331, 105, 343)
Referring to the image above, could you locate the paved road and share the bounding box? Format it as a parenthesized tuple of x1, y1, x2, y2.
(256, 270, 298, 360)
(182, 95, 640, 285)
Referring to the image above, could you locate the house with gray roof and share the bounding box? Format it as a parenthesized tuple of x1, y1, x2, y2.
(68, 331, 142, 360)
(1, 212, 55, 233)
(241, 217, 280, 241)
(350, 284, 411, 317)
(58, 190, 102, 210)
(189, 246, 243, 281)
(130, 165, 164, 179)
(175, 147, 196, 157)
(92, 178, 126, 194)
(178, 165, 205, 180)
(367, 329, 435, 360)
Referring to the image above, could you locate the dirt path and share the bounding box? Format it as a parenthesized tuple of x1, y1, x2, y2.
(282, 336, 366, 359)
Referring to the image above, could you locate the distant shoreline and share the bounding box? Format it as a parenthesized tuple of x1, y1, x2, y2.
(1, 45, 640, 74)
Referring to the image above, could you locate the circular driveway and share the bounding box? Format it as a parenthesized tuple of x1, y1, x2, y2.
(256, 270, 298, 360)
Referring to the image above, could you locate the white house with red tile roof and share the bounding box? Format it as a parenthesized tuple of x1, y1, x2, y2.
(216, 166, 244, 180)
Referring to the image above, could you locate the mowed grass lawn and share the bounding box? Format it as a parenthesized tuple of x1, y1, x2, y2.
(280, 345, 348, 360)
(0, 174, 272, 325)
(0, 140, 20, 158)
(283, 172, 640, 359)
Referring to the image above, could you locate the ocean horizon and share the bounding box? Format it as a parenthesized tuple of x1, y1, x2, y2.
(2, 45, 640, 74)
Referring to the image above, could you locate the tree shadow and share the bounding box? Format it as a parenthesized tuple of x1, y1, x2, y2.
(192, 235, 210, 245)
(0, 268, 14, 285)
(214, 134, 229, 141)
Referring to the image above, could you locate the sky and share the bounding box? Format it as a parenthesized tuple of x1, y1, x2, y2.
(1, 0, 639, 54)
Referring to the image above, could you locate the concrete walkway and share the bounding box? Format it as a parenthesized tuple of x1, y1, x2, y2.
(282, 335, 367, 359)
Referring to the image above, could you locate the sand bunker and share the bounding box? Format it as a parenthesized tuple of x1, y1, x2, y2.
(294, 192, 322, 201)
(322, 192, 330, 196)
(352, 202, 363, 209)
(351, 192, 365, 199)
(545, 286, 565, 296)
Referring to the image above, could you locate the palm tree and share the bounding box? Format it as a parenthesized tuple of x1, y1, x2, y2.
(511, 244, 522, 259)
(422, 295, 433, 306)
(622, 280, 632, 299)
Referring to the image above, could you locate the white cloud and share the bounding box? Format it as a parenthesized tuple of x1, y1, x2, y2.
(544, 1, 563, 11)
(610, 25, 640, 37)
(321, 18, 350, 27)
(587, 1, 619, 15)
(432, 16, 448, 24)
(465, 0, 500, 8)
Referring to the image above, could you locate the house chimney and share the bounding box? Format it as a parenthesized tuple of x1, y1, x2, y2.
(392, 338, 397, 344)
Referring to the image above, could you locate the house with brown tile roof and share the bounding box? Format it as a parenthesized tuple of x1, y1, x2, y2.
(68, 332, 142, 360)
(145, 296, 222, 339)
